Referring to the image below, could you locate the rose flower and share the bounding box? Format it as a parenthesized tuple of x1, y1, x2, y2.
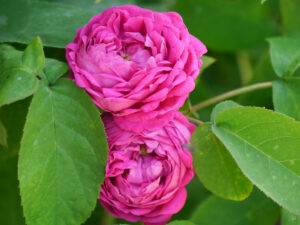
(66, 5, 206, 132)
(100, 112, 195, 225)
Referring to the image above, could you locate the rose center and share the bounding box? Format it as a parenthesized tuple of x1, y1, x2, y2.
(120, 53, 131, 61)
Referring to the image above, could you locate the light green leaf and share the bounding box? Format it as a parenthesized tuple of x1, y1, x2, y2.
(280, 0, 300, 33)
(22, 37, 45, 75)
(268, 36, 300, 78)
(19, 78, 108, 225)
(0, 44, 22, 61)
(282, 209, 300, 225)
(172, 0, 278, 51)
(0, 157, 25, 225)
(191, 123, 252, 201)
(44, 58, 68, 84)
(0, 0, 94, 48)
(191, 188, 280, 225)
(212, 107, 300, 215)
(0, 68, 39, 107)
(167, 221, 195, 225)
(0, 120, 7, 147)
(273, 78, 300, 121)
(211, 100, 240, 123)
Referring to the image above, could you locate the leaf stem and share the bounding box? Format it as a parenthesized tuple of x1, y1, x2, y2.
(190, 81, 272, 113)
(186, 116, 204, 126)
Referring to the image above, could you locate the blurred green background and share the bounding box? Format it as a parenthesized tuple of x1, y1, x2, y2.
(1, 0, 299, 224)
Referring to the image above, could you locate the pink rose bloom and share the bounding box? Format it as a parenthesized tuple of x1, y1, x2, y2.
(66, 5, 207, 132)
(100, 112, 195, 225)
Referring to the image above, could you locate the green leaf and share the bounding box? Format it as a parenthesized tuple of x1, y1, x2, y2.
(171, 0, 278, 51)
(167, 221, 195, 225)
(212, 107, 300, 215)
(0, 44, 39, 106)
(0, 44, 22, 61)
(44, 0, 134, 12)
(211, 100, 240, 123)
(22, 37, 45, 75)
(83, 202, 116, 225)
(0, 44, 23, 74)
(19, 78, 108, 225)
(44, 58, 68, 84)
(194, 55, 216, 86)
(282, 209, 300, 225)
(268, 36, 300, 78)
(191, 188, 280, 225)
(0, 120, 7, 147)
(273, 78, 300, 121)
(0, 157, 25, 225)
(0, 68, 39, 107)
(0, 98, 31, 156)
(172, 178, 210, 220)
(191, 123, 252, 201)
(0, 0, 94, 48)
(0, 98, 30, 224)
(200, 56, 216, 75)
(238, 51, 276, 108)
(280, 0, 300, 33)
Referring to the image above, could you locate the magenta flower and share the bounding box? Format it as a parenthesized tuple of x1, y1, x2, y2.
(100, 112, 195, 225)
(66, 5, 206, 132)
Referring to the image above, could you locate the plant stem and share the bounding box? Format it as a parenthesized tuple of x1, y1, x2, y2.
(186, 116, 204, 126)
(190, 81, 272, 113)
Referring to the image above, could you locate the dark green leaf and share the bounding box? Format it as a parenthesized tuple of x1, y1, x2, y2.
(282, 209, 300, 225)
(44, 0, 134, 12)
(0, 67, 39, 107)
(191, 123, 252, 201)
(172, 0, 278, 51)
(19, 78, 108, 225)
(172, 178, 210, 220)
(200, 56, 216, 75)
(44, 58, 68, 84)
(268, 36, 300, 78)
(0, 157, 25, 225)
(273, 78, 300, 121)
(280, 0, 300, 33)
(238, 51, 276, 108)
(191, 188, 280, 225)
(0, 97, 31, 156)
(0, 0, 94, 48)
(212, 107, 300, 215)
(83, 202, 116, 225)
(211, 100, 240, 123)
(0, 120, 7, 147)
(0, 99, 30, 224)
(22, 37, 45, 75)
(194, 55, 216, 86)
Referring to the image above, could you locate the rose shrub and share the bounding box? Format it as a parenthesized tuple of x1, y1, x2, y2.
(100, 112, 195, 225)
(66, 5, 207, 132)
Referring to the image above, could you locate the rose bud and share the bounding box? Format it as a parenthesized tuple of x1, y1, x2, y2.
(66, 5, 207, 132)
(99, 112, 195, 225)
